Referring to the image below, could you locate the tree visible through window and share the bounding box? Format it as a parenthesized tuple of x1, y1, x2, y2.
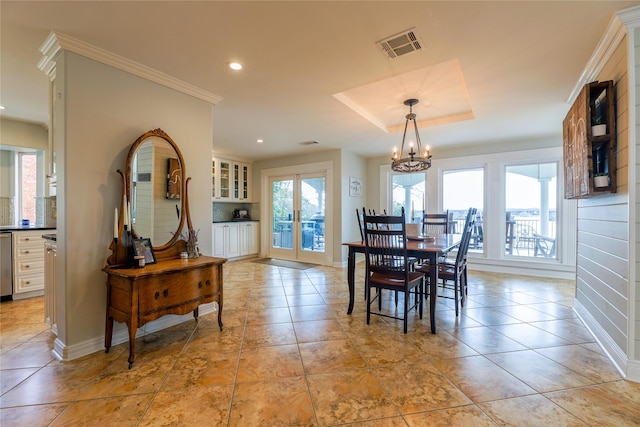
(19, 152, 37, 224)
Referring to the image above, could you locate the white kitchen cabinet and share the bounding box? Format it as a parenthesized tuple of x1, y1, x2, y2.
(239, 221, 259, 256)
(44, 240, 58, 335)
(212, 156, 251, 202)
(12, 230, 46, 298)
(212, 222, 240, 258)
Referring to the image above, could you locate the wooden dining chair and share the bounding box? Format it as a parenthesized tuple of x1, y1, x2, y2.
(417, 207, 476, 316)
(363, 207, 424, 333)
(422, 210, 450, 235)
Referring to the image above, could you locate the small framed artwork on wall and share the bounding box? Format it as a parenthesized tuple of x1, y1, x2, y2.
(349, 176, 363, 197)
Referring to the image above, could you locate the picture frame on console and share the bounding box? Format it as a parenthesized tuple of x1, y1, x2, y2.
(133, 238, 156, 265)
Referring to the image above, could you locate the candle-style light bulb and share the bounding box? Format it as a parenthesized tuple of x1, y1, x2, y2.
(114, 207, 118, 239)
(392, 146, 397, 159)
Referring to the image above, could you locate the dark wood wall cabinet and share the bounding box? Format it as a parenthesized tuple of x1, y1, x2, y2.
(563, 80, 616, 199)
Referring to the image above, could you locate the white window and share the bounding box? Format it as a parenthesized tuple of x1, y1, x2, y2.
(505, 162, 557, 259)
(442, 168, 484, 252)
(391, 172, 425, 222)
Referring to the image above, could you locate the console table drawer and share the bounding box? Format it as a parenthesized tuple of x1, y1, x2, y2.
(139, 270, 218, 314)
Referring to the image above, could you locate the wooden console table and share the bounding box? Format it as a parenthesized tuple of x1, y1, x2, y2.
(102, 255, 226, 368)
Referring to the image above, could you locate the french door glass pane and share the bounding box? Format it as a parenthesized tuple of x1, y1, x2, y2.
(300, 176, 325, 252)
(391, 173, 425, 222)
(272, 179, 293, 249)
(442, 168, 484, 251)
(506, 162, 557, 258)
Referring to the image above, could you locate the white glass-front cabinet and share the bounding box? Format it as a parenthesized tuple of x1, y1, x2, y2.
(212, 156, 251, 202)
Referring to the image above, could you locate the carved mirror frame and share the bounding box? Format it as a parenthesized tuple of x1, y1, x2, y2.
(109, 128, 193, 265)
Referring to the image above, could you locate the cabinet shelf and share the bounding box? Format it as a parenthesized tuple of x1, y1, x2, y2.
(563, 80, 616, 199)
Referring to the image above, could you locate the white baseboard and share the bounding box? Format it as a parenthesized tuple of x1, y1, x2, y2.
(52, 302, 217, 361)
(574, 299, 628, 378)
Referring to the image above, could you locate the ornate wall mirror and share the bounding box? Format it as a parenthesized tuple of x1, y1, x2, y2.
(126, 130, 184, 248)
(108, 128, 193, 265)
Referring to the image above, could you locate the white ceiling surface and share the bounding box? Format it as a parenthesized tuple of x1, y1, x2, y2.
(1, 1, 638, 161)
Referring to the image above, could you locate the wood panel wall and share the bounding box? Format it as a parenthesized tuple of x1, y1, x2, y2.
(576, 35, 630, 363)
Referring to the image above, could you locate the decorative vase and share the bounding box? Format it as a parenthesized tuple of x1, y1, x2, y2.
(594, 175, 609, 188)
(592, 124, 607, 137)
(187, 242, 199, 259)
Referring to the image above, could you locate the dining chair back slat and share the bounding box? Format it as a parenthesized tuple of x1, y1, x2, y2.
(363, 207, 423, 333)
(422, 210, 450, 235)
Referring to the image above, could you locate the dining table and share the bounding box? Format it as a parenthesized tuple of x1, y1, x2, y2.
(343, 233, 462, 334)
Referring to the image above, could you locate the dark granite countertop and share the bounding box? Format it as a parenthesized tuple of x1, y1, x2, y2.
(0, 225, 56, 232)
(212, 219, 259, 223)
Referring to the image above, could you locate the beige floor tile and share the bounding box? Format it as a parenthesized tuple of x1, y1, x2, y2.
(140, 386, 233, 426)
(535, 344, 622, 384)
(229, 377, 315, 427)
(0, 403, 68, 427)
(490, 323, 572, 348)
(245, 306, 292, 325)
(530, 318, 596, 344)
(1, 360, 110, 407)
(289, 304, 337, 322)
(242, 322, 297, 348)
(408, 330, 479, 360)
(479, 394, 587, 426)
(486, 350, 594, 392)
(546, 384, 640, 426)
(450, 326, 527, 354)
(432, 355, 536, 403)
(307, 370, 398, 426)
(236, 344, 304, 382)
(293, 319, 347, 343)
(404, 405, 496, 426)
(76, 354, 175, 400)
(162, 347, 240, 389)
(51, 394, 153, 426)
(0, 340, 56, 369)
(0, 367, 38, 395)
(373, 361, 471, 413)
(299, 340, 366, 374)
(352, 334, 422, 367)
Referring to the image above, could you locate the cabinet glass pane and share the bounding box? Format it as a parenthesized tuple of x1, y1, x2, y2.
(233, 164, 240, 199)
(220, 161, 230, 198)
(212, 159, 216, 197)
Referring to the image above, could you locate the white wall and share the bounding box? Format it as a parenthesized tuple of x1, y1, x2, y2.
(53, 51, 214, 359)
(341, 150, 367, 259)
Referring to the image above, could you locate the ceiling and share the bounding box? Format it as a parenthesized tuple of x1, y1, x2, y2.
(1, 1, 638, 161)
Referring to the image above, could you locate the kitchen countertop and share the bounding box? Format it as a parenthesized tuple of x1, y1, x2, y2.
(42, 233, 57, 241)
(0, 225, 56, 232)
(212, 219, 259, 223)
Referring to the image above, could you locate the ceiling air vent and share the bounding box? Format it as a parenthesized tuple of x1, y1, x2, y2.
(299, 140, 319, 146)
(376, 28, 423, 59)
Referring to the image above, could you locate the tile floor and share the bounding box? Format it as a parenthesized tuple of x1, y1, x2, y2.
(2, 259, 640, 426)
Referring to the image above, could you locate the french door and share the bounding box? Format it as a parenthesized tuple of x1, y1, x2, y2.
(269, 172, 326, 264)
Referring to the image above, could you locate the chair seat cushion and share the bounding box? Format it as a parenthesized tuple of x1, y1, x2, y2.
(370, 271, 423, 288)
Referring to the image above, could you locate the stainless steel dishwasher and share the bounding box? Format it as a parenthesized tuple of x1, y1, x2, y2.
(0, 232, 12, 301)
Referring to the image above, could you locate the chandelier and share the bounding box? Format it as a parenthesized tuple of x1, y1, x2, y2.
(391, 98, 432, 173)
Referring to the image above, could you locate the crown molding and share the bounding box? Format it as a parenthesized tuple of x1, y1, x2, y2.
(37, 31, 223, 105)
(565, 10, 632, 105)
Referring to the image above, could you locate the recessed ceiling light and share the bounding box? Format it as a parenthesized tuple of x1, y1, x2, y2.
(0, 106, 6, 110)
(229, 62, 242, 71)
(257, 139, 263, 144)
